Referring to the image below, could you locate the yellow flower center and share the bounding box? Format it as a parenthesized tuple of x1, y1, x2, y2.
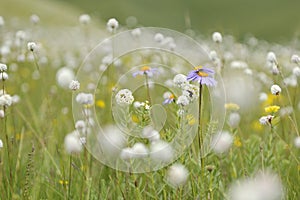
(141, 66, 150, 71)
(169, 94, 175, 99)
(194, 66, 208, 77)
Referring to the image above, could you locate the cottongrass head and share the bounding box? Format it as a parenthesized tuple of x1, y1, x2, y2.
(294, 136, 300, 148)
(76, 93, 94, 105)
(107, 18, 119, 33)
(0, 109, 4, 118)
(229, 170, 283, 200)
(69, 80, 80, 91)
(212, 32, 222, 43)
(173, 74, 188, 89)
(166, 163, 189, 188)
(56, 67, 75, 89)
(150, 140, 173, 163)
(270, 84, 281, 95)
(0, 94, 12, 107)
(0, 63, 7, 72)
(291, 54, 300, 64)
(64, 131, 83, 154)
(27, 42, 37, 52)
(79, 14, 91, 25)
(211, 131, 233, 154)
(142, 126, 160, 142)
(227, 112, 241, 128)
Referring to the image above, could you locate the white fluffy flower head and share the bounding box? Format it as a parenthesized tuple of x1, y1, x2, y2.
(76, 93, 94, 105)
(107, 18, 119, 32)
(270, 84, 281, 95)
(0, 94, 12, 107)
(0, 63, 7, 72)
(79, 14, 91, 25)
(64, 132, 83, 154)
(211, 131, 233, 154)
(294, 136, 300, 148)
(69, 80, 80, 91)
(177, 95, 189, 106)
(173, 74, 188, 88)
(212, 32, 222, 43)
(291, 54, 300, 64)
(115, 89, 134, 106)
(166, 163, 189, 188)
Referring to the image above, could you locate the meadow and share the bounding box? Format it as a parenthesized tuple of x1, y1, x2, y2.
(0, 1, 300, 200)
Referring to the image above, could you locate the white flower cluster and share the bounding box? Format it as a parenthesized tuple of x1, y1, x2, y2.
(115, 89, 134, 106)
(76, 92, 94, 105)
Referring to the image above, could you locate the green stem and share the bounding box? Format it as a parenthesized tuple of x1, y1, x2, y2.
(68, 155, 72, 200)
(198, 84, 204, 169)
(145, 74, 152, 105)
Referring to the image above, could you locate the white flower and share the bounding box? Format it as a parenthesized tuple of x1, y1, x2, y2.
(107, 18, 119, 32)
(64, 132, 83, 154)
(283, 75, 297, 87)
(0, 72, 8, 80)
(16, 30, 26, 40)
(230, 61, 248, 69)
(133, 101, 142, 108)
(27, 42, 37, 52)
(56, 67, 75, 89)
(267, 52, 277, 64)
(131, 28, 141, 37)
(177, 95, 189, 106)
(209, 50, 218, 61)
(79, 14, 91, 25)
(131, 143, 149, 158)
(0, 109, 4, 118)
(0, 139, 3, 148)
(115, 89, 134, 106)
(294, 136, 300, 148)
(75, 120, 86, 130)
(173, 74, 188, 89)
(0, 16, 4, 26)
(166, 163, 189, 188)
(0, 63, 7, 72)
(163, 91, 172, 99)
(259, 92, 268, 101)
(142, 126, 160, 142)
(69, 80, 80, 91)
(270, 84, 281, 95)
(212, 32, 222, 43)
(154, 33, 164, 43)
(150, 140, 173, 163)
(12, 95, 20, 104)
(291, 54, 300, 64)
(120, 147, 134, 160)
(259, 115, 274, 125)
(292, 67, 300, 77)
(229, 171, 283, 200)
(76, 93, 94, 105)
(211, 131, 233, 154)
(228, 112, 241, 128)
(30, 14, 40, 24)
(0, 94, 12, 107)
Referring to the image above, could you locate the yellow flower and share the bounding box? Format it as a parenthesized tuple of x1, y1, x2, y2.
(59, 180, 68, 185)
(252, 121, 263, 132)
(96, 100, 105, 108)
(131, 115, 139, 123)
(186, 114, 196, 125)
(234, 136, 242, 147)
(224, 103, 240, 111)
(265, 105, 280, 113)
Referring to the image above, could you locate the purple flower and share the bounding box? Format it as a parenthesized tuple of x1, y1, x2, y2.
(133, 66, 158, 77)
(186, 66, 217, 86)
(163, 93, 175, 105)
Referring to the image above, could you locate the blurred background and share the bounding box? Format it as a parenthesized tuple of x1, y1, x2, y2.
(1, 0, 300, 41)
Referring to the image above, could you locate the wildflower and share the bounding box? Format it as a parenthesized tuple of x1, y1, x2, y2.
(115, 89, 134, 106)
(154, 33, 164, 43)
(64, 132, 83, 154)
(0, 139, 3, 148)
(229, 171, 283, 200)
(212, 32, 222, 43)
(259, 115, 274, 125)
(291, 54, 300, 64)
(56, 67, 75, 89)
(270, 84, 281, 95)
(224, 103, 240, 111)
(142, 126, 160, 142)
(265, 105, 280, 113)
(75, 120, 85, 130)
(166, 163, 189, 188)
(0, 63, 7, 72)
(0, 110, 4, 118)
(228, 112, 241, 128)
(150, 140, 173, 163)
(0, 94, 12, 107)
(182, 84, 199, 102)
(131, 28, 141, 37)
(30, 14, 40, 24)
(267, 51, 277, 64)
(120, 147, 134, 160)
(0, 16, 4, 27)
(76, 93, 94, 105)
(294, 136, 300, 148)
(186, 66, 217, 86)
(59, 180, 69, 186)
(96, 100, 105, 108)
(176, 95, 189, 106)
(69, 80, 80, 91)
(79, 14, 91, 25)
(107, 18, 119, 32)
(0, 72, 8, 81)
(27, 42, 37, 52)
(132, 66, 158, 77)
(234, 136, 242, 147)
(173, 74, 188, 88)
(163, 92, 175, 104)
(292, 67, 300, 77)
(211, 131, 233, 154)
(131, 143, 149, 158)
